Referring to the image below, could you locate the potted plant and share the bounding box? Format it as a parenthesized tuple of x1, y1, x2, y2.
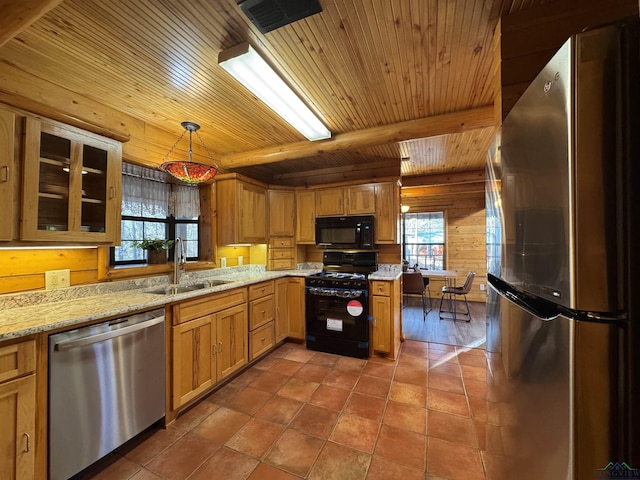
(133, 239, 174, 264)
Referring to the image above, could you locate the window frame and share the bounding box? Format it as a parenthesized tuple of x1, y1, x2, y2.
(402, 211, 446, 270)
(110, 214, 201, 267)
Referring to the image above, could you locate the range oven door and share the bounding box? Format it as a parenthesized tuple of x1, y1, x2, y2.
(305, 286, 370, 359)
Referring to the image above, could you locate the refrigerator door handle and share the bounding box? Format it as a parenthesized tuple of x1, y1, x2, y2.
(488, 274, 561, 321)
(489, 274, 627, 325)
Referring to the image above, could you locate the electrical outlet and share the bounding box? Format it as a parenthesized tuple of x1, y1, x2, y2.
(220, 257, 227, 268)
(237, 256, 243, 266)
(479, 283, 485, 291)
(45, 269, 70, 290)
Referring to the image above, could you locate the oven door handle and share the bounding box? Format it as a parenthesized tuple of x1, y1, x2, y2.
(305, 287, 367, 298)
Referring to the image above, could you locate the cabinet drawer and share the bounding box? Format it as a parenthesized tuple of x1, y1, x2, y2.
(370, 281, 391, 296)
(0, 339, 36, 384)
(270, 248, 294, 259)
(249, 322, 275, 360)
(248, 280, 274, 300)
(269, 237, 294, 248)
(270, 258, 296, 270)
(173, 287, 247, 325)
(249, 295, 275, 330)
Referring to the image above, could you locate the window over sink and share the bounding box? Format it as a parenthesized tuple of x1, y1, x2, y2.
(110, 163, 201, 266)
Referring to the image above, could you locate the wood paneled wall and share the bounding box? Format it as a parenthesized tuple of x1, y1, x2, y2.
(0, 248, 99, 294)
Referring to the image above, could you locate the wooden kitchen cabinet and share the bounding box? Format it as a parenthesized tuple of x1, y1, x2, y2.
(268, 237, 296, 270)
(315, 185, 375, 217)
(268, 189, 296, 270)
(268, 189, 295, 237)
(171, 288, 248, 409)
(0, 108, 16, 242)
(375, 182, 400, 244)
(216, 175, 267, 245)
(21, 117, 122, 243)
(370, 279, 402, 359)
(275, 277, 306, 341)
(316, 187, 344, 216)
(248, 281, 275, 359)
(0, 339, 36, 480)
(216, 304, 248, 379)
(295, 190, 316, 243)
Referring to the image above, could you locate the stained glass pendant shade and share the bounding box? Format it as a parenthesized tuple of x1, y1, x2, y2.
(160, 122, 218, 184)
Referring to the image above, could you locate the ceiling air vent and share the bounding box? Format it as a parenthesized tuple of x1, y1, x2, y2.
(237, 0, 323, 34)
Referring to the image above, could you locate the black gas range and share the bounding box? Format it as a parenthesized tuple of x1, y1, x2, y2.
(305, 251, 377, 359)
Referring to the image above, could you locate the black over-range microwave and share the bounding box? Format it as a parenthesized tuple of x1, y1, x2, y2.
(315, 215, 375, 250)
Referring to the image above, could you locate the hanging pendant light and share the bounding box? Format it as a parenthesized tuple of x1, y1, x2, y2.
(159, 122, 219, 184)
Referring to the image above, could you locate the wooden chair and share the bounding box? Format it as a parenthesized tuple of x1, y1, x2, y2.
(439, 271, 475, 322)
(402, 271, 431, 320)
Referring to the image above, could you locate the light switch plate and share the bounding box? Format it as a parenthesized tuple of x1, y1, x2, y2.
(220, 257, 227, 268)
(45, 269, 70, 290)
(237, 256, 243, 266)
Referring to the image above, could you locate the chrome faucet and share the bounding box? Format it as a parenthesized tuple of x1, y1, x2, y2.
(173, 237, 186, 285)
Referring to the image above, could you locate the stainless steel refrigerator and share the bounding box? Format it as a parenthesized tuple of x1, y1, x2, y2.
(486, 19, 639, 479)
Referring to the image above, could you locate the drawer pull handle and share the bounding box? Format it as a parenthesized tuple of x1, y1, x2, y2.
(218, 341, 223, 352)
(109, 186, 115, 199)
(1, 166, 8, 183)
(23, 433, 30, 453)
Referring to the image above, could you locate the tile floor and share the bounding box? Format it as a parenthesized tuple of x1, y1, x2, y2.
(79, 340, 491, 480)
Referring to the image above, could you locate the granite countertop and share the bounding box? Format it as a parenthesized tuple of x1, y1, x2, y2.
(0, 266, 321, 341)
(0, 263, 401, 341)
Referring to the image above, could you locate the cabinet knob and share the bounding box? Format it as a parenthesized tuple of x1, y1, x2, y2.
(261, 337, 266, 342)
(0, 166, 8, 183)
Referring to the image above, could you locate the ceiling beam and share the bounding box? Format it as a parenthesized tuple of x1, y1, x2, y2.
(401, 169, 485, 187)
(221, 106, 495, 168)
(0, 0, 64, 48)
(402, 182, 486, 197)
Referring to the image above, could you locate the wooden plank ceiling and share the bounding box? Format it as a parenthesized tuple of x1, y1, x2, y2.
(0, 0, 551, 186)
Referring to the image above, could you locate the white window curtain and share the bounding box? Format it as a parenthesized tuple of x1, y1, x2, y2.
(170, 184, 200, 219)
(121, 163, 201, 219)
(122, 175, 170, 218)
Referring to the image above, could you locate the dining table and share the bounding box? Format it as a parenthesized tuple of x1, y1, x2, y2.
(420, 269, 457, 286)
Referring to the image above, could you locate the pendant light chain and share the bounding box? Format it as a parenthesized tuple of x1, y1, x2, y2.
(161, 128, 188, 164)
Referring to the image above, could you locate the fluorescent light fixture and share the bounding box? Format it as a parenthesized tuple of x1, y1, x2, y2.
(219, 43, 331, 141)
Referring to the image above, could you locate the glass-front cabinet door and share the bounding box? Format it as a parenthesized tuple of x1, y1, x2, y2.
(21, 118, 122, 243)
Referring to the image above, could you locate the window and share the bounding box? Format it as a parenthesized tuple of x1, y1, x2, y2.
(403, 212, 445, 269)
(110, 164, 201, 266)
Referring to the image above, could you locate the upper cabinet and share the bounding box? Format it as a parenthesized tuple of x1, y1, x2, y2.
(268, 189, 295, 237)
(21, 118, 122, 244)
(374, 182, 400, 244)
(216, 175, 267, 245)
(0, 109, 16, 242)
(315, 185, 375, 217)
(295, 190, 316, 244)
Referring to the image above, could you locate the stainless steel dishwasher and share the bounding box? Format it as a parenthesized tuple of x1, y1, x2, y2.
(48, 308, 165, 480)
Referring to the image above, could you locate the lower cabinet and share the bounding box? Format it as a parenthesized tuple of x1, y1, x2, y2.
(370, 279, 402, 359)
(0, 340, 36, 480)
(171, 288, 248, 409)
(248, 281, 275, 360)
(276, 277, 306, 341)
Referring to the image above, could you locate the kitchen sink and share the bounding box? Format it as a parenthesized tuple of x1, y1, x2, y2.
(146, 279, 231, 295)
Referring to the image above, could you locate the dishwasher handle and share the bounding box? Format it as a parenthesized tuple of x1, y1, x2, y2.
(54, 315, 165, 351)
